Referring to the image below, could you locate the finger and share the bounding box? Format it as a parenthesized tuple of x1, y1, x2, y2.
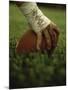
(52, 30, 58, 48)
(43, 29, 52, 50)
(48, 24, 59, 49)
(48, 28, 54, 48)
(47, 28, 57, 56)
(52, 25, 59, 48)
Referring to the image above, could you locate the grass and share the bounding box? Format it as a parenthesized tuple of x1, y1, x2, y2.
(9, 3, 66, 89)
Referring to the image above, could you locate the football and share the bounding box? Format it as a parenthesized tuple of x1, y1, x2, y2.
(16, 30, 47, 53)
(16, 27, 59, 55)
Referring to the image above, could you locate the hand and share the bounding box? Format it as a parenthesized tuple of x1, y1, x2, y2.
(43, 22, 60, 55)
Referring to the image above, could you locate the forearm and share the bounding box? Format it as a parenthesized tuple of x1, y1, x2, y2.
(16, 2, 51, 33)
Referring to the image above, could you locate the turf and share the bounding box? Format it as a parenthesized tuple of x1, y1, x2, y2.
(9, 3, 66, 89)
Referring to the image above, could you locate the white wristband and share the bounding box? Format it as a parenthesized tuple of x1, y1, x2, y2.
(19, 2, 51, 33)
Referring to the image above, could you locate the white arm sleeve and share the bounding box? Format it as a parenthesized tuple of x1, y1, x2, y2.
(19, 2, 51, 33)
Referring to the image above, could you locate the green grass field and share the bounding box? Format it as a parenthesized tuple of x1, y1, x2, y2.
(9, 3, 66, 89)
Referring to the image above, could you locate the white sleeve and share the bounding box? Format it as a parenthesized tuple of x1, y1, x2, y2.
(19, 2, 51, 33)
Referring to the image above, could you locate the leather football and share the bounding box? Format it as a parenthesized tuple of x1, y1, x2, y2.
(16, 26, 59, 55)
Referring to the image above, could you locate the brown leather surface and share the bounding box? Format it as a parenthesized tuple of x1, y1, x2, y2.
(16, 30, 46, 53)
